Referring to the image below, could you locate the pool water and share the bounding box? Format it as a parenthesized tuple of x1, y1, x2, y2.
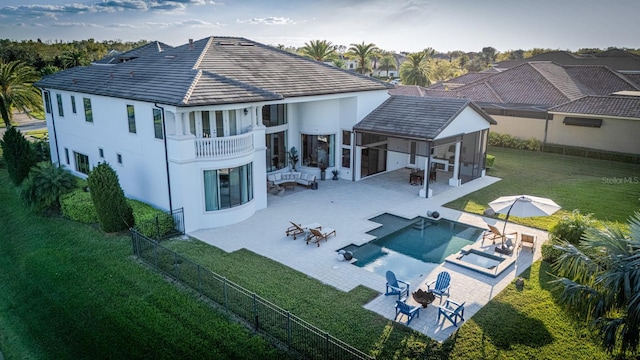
(341, 213, 484, 281)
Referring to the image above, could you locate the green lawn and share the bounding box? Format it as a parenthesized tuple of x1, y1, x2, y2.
(1, 147, 638, 359)
(446, 147, 640, 230)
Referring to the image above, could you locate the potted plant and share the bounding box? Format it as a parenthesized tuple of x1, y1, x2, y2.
(331, 169, 339, 180)
(288, 147, 299, 171)
(319, 161, 327, 181)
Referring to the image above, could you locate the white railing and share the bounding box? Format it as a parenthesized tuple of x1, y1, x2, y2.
(194, 133, 254, 159)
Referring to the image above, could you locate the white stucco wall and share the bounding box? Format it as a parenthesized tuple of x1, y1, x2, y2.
(547, 114, 640, 154)
(436, 107, 492, 140)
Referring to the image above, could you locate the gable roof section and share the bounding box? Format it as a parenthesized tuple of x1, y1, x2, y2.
(93, 41, 173, 65)
(353, 95, 495, 141)
(37, 36, 392, 106)
(549, 95, 640, 119)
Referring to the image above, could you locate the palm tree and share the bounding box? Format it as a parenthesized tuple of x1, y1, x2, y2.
(62, 49, 90, 69)
(553, 213, 640, 355)
(347, 42, 378, 75)
(299, 40, 336, 62)
(378, 55, 396, 77)
(331, 58, 346, 69)
(0, 60, 43, 128)
(400, 51, 431, 86)
(21, 162, 77, 213)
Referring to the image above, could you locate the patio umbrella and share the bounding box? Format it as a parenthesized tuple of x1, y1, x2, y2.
(488, 195, 561, 246)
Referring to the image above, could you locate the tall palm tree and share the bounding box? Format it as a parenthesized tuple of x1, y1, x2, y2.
(399, 51, 431, 86)
(61, 49, 90, 69)
(0, 60, 43, 128)
(347, 42, 378, 75)
(553, 213, 640, 355)
(299, 40, 336, 62)
(378, 55, 396, 77)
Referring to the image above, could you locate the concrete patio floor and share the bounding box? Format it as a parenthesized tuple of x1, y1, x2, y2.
(190, 168, 549, 342)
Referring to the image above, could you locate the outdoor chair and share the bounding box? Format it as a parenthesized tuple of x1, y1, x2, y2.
(395, 300, 420, 325)
(483, 224, 518, 245)
(307, 227, 336, 247)
(437, 299, 465, 327)
(385, 270, 410, 300)
(286, 221, 320, 240)
(426, 271, 451, 303)
(520, 233, 537, 253)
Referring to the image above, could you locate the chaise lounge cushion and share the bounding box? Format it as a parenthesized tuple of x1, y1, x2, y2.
(267, 172, 316, 187)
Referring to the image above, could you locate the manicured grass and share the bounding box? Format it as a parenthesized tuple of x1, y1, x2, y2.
(446, 147, 640, 230)
(25, 128, 48, 140)
(0, 170, 284, 359)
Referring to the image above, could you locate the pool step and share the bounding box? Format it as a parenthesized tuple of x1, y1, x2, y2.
(412, 220, 433, 230)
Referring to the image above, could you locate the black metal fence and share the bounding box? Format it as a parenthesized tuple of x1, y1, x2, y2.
(130, 229, 373, 360)
(134, 207, 185, 241)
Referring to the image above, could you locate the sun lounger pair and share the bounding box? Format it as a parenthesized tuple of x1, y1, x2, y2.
(286, 221, 336, 246)
(286, 221, 321, 240)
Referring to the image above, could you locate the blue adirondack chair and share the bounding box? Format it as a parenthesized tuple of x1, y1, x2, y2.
(426, 271, 451, 303)
(437, 299, 465, 327)
(395, 300, 420, 325)
(385, 270, 409, 300)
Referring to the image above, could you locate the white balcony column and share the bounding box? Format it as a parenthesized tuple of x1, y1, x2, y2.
(449, 142, 462, 187)
(256, 106, 263, 127)
(175, 112, 185, 135)
(419, 156, 432, 198)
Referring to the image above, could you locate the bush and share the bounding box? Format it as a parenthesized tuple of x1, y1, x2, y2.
(485, 154, 495, 168)
(1, 127, 37, 185)
(21, 162, 76, 213)
(87, 162, 134, 233)
(488, 132, 542, 152)
(130, 200, 175, 239)
(31, 138, 51, 162)
(549, 209, 598, 245)
(60, 189, 98, 224)
(541, 238, 565, 263)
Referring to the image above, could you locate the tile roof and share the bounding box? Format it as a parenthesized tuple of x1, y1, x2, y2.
(37, 36, 392, 107)
(353, 95, 495, 140)
(548, 95, 640, 119)
(425, 62, 640, 108)
(388, 85, 429, 97)
(427, 72, 494, 90)
(92, 41, 173, 65)
(493, 49, 640, 71)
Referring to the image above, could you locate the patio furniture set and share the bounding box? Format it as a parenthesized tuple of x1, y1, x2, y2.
(286, 221, 336, 247)
(385, 270, 464, 327)
(482, 224, 537, 255)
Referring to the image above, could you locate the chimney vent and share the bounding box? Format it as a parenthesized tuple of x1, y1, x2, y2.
(189, 39, 194, 50)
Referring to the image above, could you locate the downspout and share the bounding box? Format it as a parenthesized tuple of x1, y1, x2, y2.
(542, 112, 550, 152)
(154, 103, 173, 212)
(425, 141, 431, 197)
(43, 90, 61, 164)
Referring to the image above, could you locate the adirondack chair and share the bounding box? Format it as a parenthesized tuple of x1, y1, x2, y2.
(437, 299, 465, 327)
(426, 271, 451, 303)
(385, 270, 409, 300)
(395, 300, 420, 325)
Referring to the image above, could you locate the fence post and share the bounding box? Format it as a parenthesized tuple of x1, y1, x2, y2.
(155, 215, 160, 241)
(253, 293, 259, 330)
(286, 311, 291, 349)
(153, 240, 158, 268)
(325, 332, 330, 360)
(223, 277, 228, 311)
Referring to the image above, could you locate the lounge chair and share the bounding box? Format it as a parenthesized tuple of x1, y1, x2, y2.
(395, 300, 420, 325)
(520, 232, 536, 253)
(286, 221, 320, 240)
(437, 299, 465, 327)
(385, 270, 410, 300)
(483, 224, 518, 245)
(426, 271, 451, 303)
(307, 227, 336, 246)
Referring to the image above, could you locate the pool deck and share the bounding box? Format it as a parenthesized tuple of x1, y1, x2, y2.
(190, 168, 549, 342)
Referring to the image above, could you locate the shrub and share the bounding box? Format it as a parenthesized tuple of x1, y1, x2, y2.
(60, 189, 98, 224)
(31, 138, 51, 162)
(541, 238, 565, 263)
(87, 162, 134, 233)
(485, 154, 495, 168)
(130, 200, 175, 239)
(1, 127, 37, 185)
(549, 209, 598, 245)
(21, 162, 77, 213)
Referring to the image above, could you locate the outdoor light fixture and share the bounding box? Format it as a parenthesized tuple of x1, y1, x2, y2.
(243, 108, 249, 115)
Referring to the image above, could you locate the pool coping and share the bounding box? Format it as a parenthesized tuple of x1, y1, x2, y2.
(444, 244, 517, 277)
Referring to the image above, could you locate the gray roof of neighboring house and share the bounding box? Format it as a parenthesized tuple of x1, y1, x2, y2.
(92, 41, 173, 65)
(622, 73, 640, 87)
(37, 36, 392, 106)
(548, 95, 640, 119)
(388, 85, 429, 97)
(424, 62, 640, 108)
(493, 49, 640, 71)
(427, 72, 494, 90)
(353, 95, 496, 141)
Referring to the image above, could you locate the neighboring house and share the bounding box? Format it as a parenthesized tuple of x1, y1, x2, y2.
(492, 49, 640, 73)
(547, 92, 640, 154)
(406, 61, 640, 155)
(92, 41, 173, 65)
(35, 36, 494, 232)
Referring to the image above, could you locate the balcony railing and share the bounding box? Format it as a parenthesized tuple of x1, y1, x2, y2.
(195, 133, 253, 159)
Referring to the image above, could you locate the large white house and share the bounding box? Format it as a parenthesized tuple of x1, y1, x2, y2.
(36, 36, 494, 232)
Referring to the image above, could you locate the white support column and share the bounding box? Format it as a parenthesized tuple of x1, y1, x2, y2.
(449, 142, 462, 187)
(256, 106, 262, 127)
(175, 112, 185, 135)
(419, 156, 432, 198)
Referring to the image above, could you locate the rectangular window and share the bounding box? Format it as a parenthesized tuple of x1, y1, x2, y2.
(301, 134, 335, 168)
(44, 92, 52, 114)
(127, 105, 136, 133)
(202, 111, 211, 137)
(71, 95, 76, 114)
(74, 152, 90, 175)
(64, 148, 70, 165)
(99, 148, 104, 158)
(562, 117, 603, 128)
(215, 111, 224, 137)
(204, 163, 253, 211)
(56, 94, 64, 117)
(262, 104, 287, 127)
(153, 108, 163, 139)
(341, 130, 351, 169)
(117, 154, 123, 164)
(265, 131, 287, 171)
(83, 98, 93, 123)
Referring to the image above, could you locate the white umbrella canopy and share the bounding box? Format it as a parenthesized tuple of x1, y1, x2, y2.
(488, 195, 561, 247)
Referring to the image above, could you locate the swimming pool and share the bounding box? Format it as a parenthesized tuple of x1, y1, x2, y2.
(340, 213, 484, 281)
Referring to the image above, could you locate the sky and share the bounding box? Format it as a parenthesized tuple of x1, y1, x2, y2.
(1, 0, 639, 53)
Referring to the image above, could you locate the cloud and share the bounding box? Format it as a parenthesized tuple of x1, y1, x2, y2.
(237, 17, 295, 25)
(179, 19, 224, 28)
(52, 22, 104, 28)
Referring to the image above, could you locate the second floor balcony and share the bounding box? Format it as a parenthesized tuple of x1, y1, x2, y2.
(194, 132, 254, 159)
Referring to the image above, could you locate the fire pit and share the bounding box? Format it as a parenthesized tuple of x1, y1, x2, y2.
(412, 289, 436, 308)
